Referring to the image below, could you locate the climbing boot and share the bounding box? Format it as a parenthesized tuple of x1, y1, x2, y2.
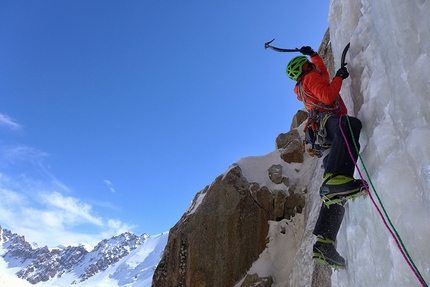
(320, 173, 367, 206)
(313, 237, 346, 269)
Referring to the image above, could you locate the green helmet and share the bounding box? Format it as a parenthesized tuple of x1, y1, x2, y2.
(286, 56, 308, 81)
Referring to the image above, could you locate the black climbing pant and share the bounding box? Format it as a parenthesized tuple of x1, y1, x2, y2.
(313, 115, 362, 241)
(313, 203, 345, 241)
(323, 115, 362, 177)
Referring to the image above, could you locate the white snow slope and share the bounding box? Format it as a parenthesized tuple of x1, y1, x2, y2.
(328, 0, 430, 286)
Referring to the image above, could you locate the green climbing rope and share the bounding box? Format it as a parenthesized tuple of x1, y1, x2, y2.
(344, 115, 428, 287)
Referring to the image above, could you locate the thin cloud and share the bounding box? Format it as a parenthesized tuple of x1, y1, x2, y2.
(103, 179, 115, 193)
(0, 179, 132, 248)
(0, 143, 74, 197)
(39, 192, 103, 226)
(0, 114, 22, 131)
(2, 145, 49, 166)
(0, 124, 128, 247)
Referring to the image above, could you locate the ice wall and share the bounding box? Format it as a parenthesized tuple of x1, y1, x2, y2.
(328, 0, 430, 286)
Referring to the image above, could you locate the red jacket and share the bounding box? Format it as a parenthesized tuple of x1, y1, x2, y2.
(294, 54, 347, 115)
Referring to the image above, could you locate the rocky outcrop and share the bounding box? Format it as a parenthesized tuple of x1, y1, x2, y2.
(152, 159, 309, 287)
(16, 246, 87, 284)
(276, 129, 304, 164)
(151, 106, 321, 287)
(0, 229, 35, 263)
(77, 232, 146, 283)
(290, 110, 308, 130)
(155, 167, 256, 286)
(318, 28, 335, 77)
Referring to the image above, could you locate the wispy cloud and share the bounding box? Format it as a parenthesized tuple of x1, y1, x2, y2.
(103, 179, 115, 193)
(0, 183, 133, 248)
(0, 160, 132, 248)
(0, 114, 22, 131)
(0, 115, 132, 248)
(39, 192, 103, 226)
(2, 145, 49, 166)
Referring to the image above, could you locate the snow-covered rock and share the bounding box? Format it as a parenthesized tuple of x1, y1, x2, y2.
(152, 110, 326, 286)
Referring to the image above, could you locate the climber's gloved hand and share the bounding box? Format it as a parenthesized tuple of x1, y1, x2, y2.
(335, 66, 349, 79)
(298, 46, 317, 56)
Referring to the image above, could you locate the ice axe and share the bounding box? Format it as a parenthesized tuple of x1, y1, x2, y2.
(340, 42, 350, 68)
(264, 38, 299, 53)
(265, 39, 351, 65)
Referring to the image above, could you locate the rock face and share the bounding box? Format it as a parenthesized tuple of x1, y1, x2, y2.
(318, 28, 335, 77)
(16, 245, 89, 284)
(153, 166, 273, 286)
(152, 29, 334, 287)
(151, 119, 321, 287)
(151, 105, 327, 287)
(152, 161, 308, 287)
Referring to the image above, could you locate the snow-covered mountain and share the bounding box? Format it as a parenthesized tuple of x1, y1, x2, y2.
(0, 226, 168, 286)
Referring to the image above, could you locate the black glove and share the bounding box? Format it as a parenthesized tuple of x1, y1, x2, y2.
(298, 46, 317, 56)
(335, 66, 349, 79)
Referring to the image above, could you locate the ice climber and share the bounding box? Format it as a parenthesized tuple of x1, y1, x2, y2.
(286, 46, 366, 268)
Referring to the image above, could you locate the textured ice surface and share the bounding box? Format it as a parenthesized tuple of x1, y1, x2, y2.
(329, 0, 430, 286)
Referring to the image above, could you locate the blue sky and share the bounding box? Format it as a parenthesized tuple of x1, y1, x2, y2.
(0, 1, 329, 247)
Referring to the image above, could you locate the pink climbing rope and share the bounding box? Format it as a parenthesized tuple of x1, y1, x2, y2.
(338, 114, 427, 287)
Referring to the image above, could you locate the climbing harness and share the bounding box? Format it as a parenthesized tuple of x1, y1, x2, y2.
(297, 82, 341, 158)
(339, 115, 428, 287)
(302, 110, 331, 158)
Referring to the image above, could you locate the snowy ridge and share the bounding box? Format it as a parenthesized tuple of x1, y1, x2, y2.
(0, 226, 168, 287)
